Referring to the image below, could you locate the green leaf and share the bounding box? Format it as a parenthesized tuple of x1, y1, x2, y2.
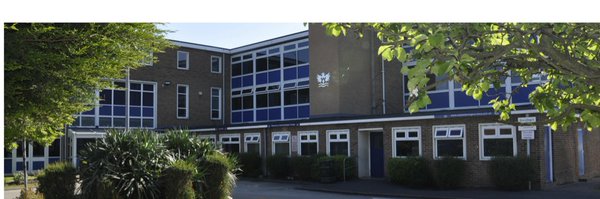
(429, 33, 445, 48)
(473, 89, 483, 100)
(395, 46, 408, 62)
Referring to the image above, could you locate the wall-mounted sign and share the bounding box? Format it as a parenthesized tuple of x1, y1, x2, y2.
(291, 135, 298, 152)
(522, 130, 535, 140)
(518, 117, 537, 123)
(518, 125, 537, 131)
(317, 72, 330, 88)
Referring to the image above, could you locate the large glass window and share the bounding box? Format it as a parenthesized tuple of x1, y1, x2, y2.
(211, 88, 222, 120)
(177, 85, 189, 119)
(244, 133, 261, 154)
(221, 134, 240, 154)
(211, 56, 222, 73)
(48, 139, 60, 157)
(479, 124, 516, 160)
(177, 51, 189, 69)
(433, 125, 466, 159)
(298, 131, 318, 156)
(327, 130, 350, 156)
(272, 132, 290, 156)
(392, 127, 421, 157)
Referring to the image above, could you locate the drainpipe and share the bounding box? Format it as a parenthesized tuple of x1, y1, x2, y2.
(370, 30, 376, 114)
(382, 56, 386, 114)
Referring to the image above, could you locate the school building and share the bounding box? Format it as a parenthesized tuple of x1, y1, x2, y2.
(5, 24, 599, 189)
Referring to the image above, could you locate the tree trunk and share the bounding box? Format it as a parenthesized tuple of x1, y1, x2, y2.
(22, 139, 28, 190)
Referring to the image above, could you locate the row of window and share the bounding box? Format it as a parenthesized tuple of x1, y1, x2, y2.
(176, 85, 222, 120)
(393, 124, 517, 160)
(176, 51, 222, 73)
(4, 139, 61, 158)
(201, 123, 517, 161)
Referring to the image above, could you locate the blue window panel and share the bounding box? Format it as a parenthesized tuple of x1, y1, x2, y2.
(232, 77, 242, 89)
(4, 159, 11, 174)
(269, 108, 281, 120)
(481, 87, 506, 105)
(99, 105, 111, 116)
(298, 65, 309, 78)
(256, 109, 268, 121)
(284, 68, 297, 81)
(454, 91, 479, 107)
(284, 106, 298, 119)
(113, 106, 126, 116)
(82, 108, 95, 115)
(48, 158, 60, 164)
(284, 83, 295, 88)
(298, 81, 309, 86)
(268, 71, 280, 83)
(16, 162, 25, 171)
(143, 108, 154, 117)
(130, 107, 141, 117)
(33, 161, 44, 170)
(427, 92, 450, 109)
(232, 112, 242, 123)
(512, 85, 536, 104)
(243, 75, 254, 87)
(243, 111, 254, 122)
(298, 105, 310, 118)
(256, 72, 268, 85)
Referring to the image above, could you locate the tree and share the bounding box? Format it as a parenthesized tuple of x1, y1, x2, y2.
(4, 23, 172, 186)
(323, 23, 600, 130)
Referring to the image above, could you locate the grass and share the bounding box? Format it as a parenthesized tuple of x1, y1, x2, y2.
(4, 175, 38, 190)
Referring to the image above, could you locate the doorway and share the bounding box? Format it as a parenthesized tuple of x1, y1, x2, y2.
(370, 132, 384, 178)
(357, 129, 385, 178)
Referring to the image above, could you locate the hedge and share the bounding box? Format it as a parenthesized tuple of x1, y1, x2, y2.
(36, 162, 77, 199)
(489, 156, 535, 190)
(159, 160, 196, 199)
(388, 157, 431, 188)
(238, 153, 262, 177)
(266, 154, 289, 178)
(290, 156, 315, 181)
(431, 157, 466, 189)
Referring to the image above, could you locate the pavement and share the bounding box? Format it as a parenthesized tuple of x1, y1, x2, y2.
(295, 178, 600, 199)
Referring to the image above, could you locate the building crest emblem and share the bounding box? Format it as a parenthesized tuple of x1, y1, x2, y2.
(317, 72, 330, 88)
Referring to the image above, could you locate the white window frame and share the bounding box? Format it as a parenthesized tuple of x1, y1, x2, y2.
(211, 56, 222, 73)
(177, 51, 189, 70)
(244, 133, 261, 154)
(220, 134, 241, 153)
(198, 134, 217, 145)
(176, 84, 189, 119)
(210, 87, 222, 120)
(326, 129, 350, 157)
(432, 125, 467, 160)
(271, 132, 291, 156)
(298, 131, 319, 156)
(479, 123, 517, 160)
(392, 127, 422, 158)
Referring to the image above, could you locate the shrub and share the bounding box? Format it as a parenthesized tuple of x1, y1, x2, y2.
(431, 157, 466, 189)
(238, 153, 262, 177)
(330, 155, 357, 181)
(266, 154, 289, 178)
(201, 151, 238, 199)
(290, 156, 315, 181)
(162, 129, 216, 160)
(18, 188, 43, 199)
(79, 129, 172, 199)
(310, 153, 328, 181)
(37, 162, 77, 199)
(388, 157, 431, 188)
(159, 160, 196, 199)
(12, 171, 24, 185)
(489, 156, 535, 190)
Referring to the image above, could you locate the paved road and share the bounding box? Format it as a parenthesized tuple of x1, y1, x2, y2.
(4, 188, 20, 199)
(233, 180, 401, 199)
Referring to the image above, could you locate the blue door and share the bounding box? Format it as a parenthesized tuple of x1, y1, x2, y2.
(370, 132, 384, 178)
(577, 128, 585, 176)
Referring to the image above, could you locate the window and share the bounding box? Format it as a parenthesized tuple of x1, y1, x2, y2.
(479, 124, 517, 160)
(392, 127, 421, 157)
(433, 125, 466, 160)
(211, 56, 222, 73)
(272, 132, 290, 156)
(211, 88, 222, 120)
(48, 139, 60, 157)
(220, 134, 240, 154)
(244, 133, 261, 154)
(177, 51, 189, 69)
(327, 130, 350, 156)
(177, 84, 189, 119)
(199, 135, 216, 145)
(298, 131, 318, 156)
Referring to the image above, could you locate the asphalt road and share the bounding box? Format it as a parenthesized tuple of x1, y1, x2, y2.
(233, 180, 399, 199)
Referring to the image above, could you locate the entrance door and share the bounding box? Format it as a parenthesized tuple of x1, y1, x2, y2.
(370, 132, 384, 178)
(577, 128, 585, 176)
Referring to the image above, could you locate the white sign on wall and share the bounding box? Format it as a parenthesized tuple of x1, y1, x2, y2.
(291, 135, 298, 152)
(518, 117, 537, 123)
(317, 72, 330, 88)
(518, 126, 537, 131)
(522, 130, 535, 140)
